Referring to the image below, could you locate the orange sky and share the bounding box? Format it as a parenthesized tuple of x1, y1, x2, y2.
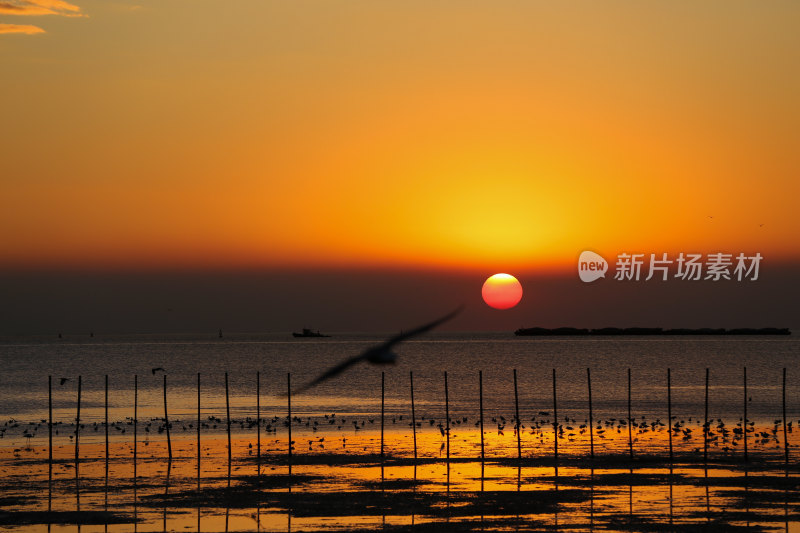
(1, 1, 799, 272)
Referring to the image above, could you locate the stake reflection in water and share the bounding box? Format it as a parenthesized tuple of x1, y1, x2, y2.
(668, 464, 673, 526)
(163, 462, 171, 533)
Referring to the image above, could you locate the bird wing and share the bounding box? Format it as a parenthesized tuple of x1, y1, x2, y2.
(292, 305, 464, 395)
(380, 305, 464, 349)
(292, 353, 368, 395)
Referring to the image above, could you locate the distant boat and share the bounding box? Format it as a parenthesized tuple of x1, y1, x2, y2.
(292, 328, 330, 338)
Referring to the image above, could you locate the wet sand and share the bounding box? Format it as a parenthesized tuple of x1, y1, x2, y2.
(1, 420, 799, 532)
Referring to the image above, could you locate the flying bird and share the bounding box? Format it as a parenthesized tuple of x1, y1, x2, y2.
(59, 378, 70, 386)
(292, 306, 464, 395)
(152, 367, 166, 375)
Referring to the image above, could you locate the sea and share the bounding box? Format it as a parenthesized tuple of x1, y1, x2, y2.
(1, 332, 798, 444)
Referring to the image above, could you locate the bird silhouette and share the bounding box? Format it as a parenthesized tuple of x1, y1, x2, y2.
(292, 306, 463, 395)
(59, 378, 70, 386)
(151, 367, 166, 375)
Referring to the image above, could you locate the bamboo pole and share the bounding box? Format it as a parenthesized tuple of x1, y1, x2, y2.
(668, 368, 673, 463)
(75, 375, 81, 508)
(287, 373, 292, 471)
(75, 376, 81, 468)
(783, 367, 789, 464)
(197, 372, 201, 487)
(628, 368, 633, 460)
(164, 374, 172, 462)
(743, 366, 748, 462)
(225, 372, 232, 472)
(134, 375, 138, 481)
(513, 369, 522, 461)
(587, 368, 594, 460)
(444, 371, 450, 464)
(48, 376, 53, 479)
(410, 371, 417, 461)
(704, 368, 709, 464)
(257, 370, 261, 480)
(552, 369, 558, 468)
(105, 374, 109, 497)
(479, 370, 485, 464)
(380, 371, 385, 487)
(48, 376, 52, 512)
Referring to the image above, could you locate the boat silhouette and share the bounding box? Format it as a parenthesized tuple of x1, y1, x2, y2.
(292, 328, 330, 338)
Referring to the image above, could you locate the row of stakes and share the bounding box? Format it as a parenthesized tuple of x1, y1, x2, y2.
(45, 367, 792, 499)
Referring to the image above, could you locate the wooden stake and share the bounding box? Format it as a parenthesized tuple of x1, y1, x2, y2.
(197, 372, 201, 487)
(743, 366, 748, 462)
(783, 367, 789, 464)
(380, 371, 385, 461)
(552, 369, 558, 468)
(444, 371, 450, 464)
(134, 374, 138, 480)
(587, 368, 594, 460)
(704, 368, 709, 464)
(628, 368, 633, 460)
(287, 373, 292, 469)
(410, 371, 417, 461)
(513, 369, 522, 461)
(164, 374, 172, 462)
(479, 370, 485, 464)
(257, 370, 261, 480)
(48, 375, 52, 512)
(225, 372, 232, 470)
(668, 368, 673, 463)
(75, 375, 81, 508)
(75, 375, 81, 469)
(105, 374, 109, 493)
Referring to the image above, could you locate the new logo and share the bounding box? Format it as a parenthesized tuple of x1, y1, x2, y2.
(578, 251, 608, 283)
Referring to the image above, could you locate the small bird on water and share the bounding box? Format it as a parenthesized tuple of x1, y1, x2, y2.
(292, 306, 464, 395)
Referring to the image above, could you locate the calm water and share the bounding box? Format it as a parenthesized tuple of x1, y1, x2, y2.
(1, 333, 798, 437)
(1, 333, 799, 532)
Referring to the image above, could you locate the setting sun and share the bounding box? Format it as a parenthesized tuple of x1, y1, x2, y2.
(481, 273, 523, 310)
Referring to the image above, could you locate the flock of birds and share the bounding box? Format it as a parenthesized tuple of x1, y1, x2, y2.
(5, 308, 793, 457)
(3, 410, 795, 457)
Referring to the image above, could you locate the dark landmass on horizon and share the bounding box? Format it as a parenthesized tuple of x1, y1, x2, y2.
(515, 326, 791, 336)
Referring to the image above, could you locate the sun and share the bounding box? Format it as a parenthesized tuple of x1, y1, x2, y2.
(482, 273, 523, 310)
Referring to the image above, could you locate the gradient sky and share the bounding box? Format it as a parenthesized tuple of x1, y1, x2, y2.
(1, 1, 798, 333)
